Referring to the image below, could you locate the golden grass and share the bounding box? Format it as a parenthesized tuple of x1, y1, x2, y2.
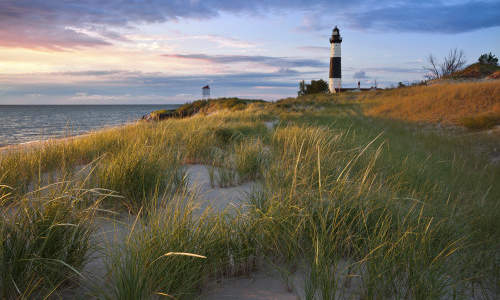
(364, 80, 500, 128)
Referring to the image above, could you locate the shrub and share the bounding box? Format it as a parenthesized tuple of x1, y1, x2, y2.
(298, 79, 329, 96)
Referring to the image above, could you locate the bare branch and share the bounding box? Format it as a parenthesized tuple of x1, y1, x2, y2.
(441, 48, 466, 77)
(423, 48, 466, 80)
(424, 54, 440, 80)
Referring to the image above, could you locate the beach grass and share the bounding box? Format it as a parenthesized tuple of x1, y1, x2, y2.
(0, 83, 499, 298)
(102, 194, 256, 299)
(0, 181, 106, 299)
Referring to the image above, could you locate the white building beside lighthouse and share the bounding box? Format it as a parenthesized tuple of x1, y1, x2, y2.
(329, 26, 342, 93)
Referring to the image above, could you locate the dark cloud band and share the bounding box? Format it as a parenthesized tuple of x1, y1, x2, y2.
(0, 1, 498, 50)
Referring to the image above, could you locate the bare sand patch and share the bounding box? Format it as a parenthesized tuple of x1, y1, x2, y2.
(186, 164, 257, 214)
(202, 267, 298, 300)
(60, 213, 135, 298)
(264, 120, 279, 131)
(201, 259, 366, 300)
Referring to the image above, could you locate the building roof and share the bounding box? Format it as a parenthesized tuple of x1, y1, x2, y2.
(202, 85, 210, 89)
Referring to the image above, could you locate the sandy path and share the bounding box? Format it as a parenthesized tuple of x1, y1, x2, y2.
(187, 164, 306, 300)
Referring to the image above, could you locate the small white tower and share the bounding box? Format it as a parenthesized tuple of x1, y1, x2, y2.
(202, 85, 210, 100)
(329, 26, 342, 93)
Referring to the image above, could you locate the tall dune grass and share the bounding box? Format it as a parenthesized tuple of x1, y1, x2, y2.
(0, 181, 105, 299)
(102, 193, 258, 300)
(94, 144, 186, 212)
(249, 125, 466, 298)
(363, 80, 500, 128)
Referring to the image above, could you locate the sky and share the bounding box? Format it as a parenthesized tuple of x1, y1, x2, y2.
(0, 0, 499, 104)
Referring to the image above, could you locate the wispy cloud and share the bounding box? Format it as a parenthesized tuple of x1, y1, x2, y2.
(363, 67, 426, 74)
(189, 35, 256, 49)
(162, 54, 328, 69)
(297, 46, 329, 52)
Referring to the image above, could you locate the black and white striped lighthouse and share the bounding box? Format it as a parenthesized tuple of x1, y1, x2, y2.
(329, 26, 342, 93)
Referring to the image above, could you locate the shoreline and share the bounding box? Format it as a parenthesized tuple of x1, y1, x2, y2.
(0, 121, 140, 154)
(0, 104, 181, 154)
(0, 134, 91, 154)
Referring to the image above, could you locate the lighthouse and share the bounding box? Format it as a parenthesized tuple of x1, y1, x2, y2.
(329, 26, 342, 93)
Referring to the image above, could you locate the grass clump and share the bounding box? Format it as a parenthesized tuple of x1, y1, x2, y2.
(214, 127, 240, 146)
(207, 148, 238, 188)
(460, 112, 500, 129)
(234, 138, 268, 182)
(0, 182, 102, 299)
(251, 125, 465, 298)
(103, 196, 256, 300)
(95, 144, 186, 212)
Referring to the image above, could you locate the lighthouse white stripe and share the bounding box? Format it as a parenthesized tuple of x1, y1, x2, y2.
(328, 78, 342, 93)
(332, 43, 341, 57)
(333, 78, 341, 89)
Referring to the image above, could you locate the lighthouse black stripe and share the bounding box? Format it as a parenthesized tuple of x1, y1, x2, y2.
(329, 57, 334, 78)
(329, 57, 341, 78)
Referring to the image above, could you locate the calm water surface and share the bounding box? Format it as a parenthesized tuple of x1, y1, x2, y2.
(0, 105, 180, 147)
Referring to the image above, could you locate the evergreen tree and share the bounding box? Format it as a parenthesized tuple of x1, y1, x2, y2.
(297, 79, 329, 95)
(298, 80, 306, 96)
(478, 52, 498, 66)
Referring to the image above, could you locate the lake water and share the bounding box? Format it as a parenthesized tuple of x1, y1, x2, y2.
(0, 105, 180, 147)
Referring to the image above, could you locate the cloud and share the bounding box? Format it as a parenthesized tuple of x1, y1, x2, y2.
(162, 54, 328, 68)
(51, 70, 126, 77)
(1, 1, 498, 50)
(0, 26, 111, 50)
(363, 67, 426, 74)
(0, 1, 330, 50)
(353, 71, 368, 79)
(346, 1, 500, 34)
(297, 46, 329, 52)
(194, 35, 256, 49)
(297, 11, 330, 32)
